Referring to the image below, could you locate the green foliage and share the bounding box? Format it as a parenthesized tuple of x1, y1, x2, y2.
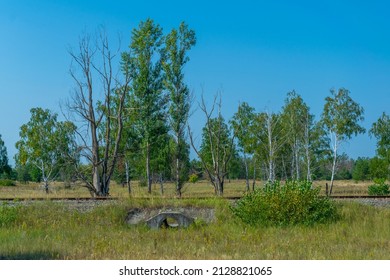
(352, 157, 370, 181)
(0, 179, 16, 186)
(188, 174, 199, 183)
(321, 88, 365, 194)
(370, 112, 390, 178)
(281, 91, 313, 180)
(162, 22, 195, 195)
(230, 102, 256, 155)
(231, 181, 338, 227)
(0, 134, 11, 176)
(322, 88, 366, 140)
(15, 108, 77, 187)
(123, 18, 168, 192)
(369, 157, 389, 180)
(368, 179, 390, 196)
(0, 205, 19, 227)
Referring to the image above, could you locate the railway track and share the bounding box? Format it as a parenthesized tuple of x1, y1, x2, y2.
(0, 195, 389, 201)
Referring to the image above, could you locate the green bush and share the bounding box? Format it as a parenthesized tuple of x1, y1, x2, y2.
(0, 179, 16, 186)
(368, 179, 390, 196)
(231, 181, 339, 227)
(188, 174, 199, 184)
(0, 205, 19, 227)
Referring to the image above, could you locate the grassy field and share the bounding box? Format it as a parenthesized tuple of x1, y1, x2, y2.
(1, 197, 390, 260)
(0, 179, 377, 199)
(1, 180, 389, 260)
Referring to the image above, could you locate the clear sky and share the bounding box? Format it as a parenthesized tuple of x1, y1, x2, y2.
(1, 0, 390, 166)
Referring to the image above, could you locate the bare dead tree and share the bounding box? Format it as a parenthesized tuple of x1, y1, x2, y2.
(188, 93, 235, 196)
(66, 29, 131, 197)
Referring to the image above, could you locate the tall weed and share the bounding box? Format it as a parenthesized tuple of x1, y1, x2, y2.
(0, 205, 19, 227)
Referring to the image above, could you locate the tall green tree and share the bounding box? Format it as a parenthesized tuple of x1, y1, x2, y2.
(15, 108, 77, 193)
(163, 22, 196, 197)
(369, 156, 388, 180)
(0, 134, 11, 177)
(230, 102, 256, 191)
(352, 157, 370, 181)
(370, 112, 390, 177)
(251, 111, 285, 183)
(321, 88, 366, 195)
(281, 91, 312, 180)
(122, 18, 168, 193)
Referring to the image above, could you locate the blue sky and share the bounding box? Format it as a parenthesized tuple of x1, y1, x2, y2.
(1, 0, 390, 165)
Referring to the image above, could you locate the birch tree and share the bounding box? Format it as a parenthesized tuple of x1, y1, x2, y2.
(230, 102, 256, 191)
(15, 108, 77, 193)
(321, 88, 365, 195)
(253, 111, 285, 183)
(281, 91, 314, 181)
(370, 112, 390, 177)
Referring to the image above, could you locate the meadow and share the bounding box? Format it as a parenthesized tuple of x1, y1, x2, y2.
(1, 180, 389, 260)
(0, 179, 376, 199)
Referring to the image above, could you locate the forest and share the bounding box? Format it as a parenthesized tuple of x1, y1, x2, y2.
(0, 19, 389, 197)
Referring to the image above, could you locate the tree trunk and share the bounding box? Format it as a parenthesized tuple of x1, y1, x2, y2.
(282, 155, 288, 181)
(176, 152, 181, 197)
(146, 142, 152, 194)
(243, 153, 249, 192)
(295, 141, 300, 180)
(329, 134, 338, 196)
(125, 161, 131, 195)
(306, 151, 312, 182)
(329, 151, 337, 196)
(92, 166, 101, 196)
(252, 158, 256, 191)
(43, 178, 49, 194)
(160, 173, 164, 196)
(216, 177, 224, 196)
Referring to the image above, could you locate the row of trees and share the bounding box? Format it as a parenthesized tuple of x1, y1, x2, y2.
(2, 19, 389, 196)
(192, 89, 388, 196)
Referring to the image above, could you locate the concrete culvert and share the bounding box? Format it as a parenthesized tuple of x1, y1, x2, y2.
(146, 212, 194, 229)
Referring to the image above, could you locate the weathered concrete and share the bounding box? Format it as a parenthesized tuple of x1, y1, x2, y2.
(145, 211, 194, 229)
(125, 207, 216, 227)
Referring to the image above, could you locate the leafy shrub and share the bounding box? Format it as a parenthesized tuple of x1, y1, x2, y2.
(0, 205, 19, 227)
(0, 179, 16, 186)
(188, 174, 199, 184)
(368, 179, 390, 196)
(231, 181, 338, 227)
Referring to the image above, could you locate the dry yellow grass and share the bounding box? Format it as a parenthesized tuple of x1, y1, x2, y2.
(0, 179, 379, 199)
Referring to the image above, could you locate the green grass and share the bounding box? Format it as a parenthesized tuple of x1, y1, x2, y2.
(1, 199, 390, 260)
(0, 179, 16, 187)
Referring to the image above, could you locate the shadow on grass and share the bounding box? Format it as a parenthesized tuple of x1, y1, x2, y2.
(0, 251, 61, 260)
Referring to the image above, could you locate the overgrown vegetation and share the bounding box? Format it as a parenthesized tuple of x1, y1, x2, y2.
(0, 199, 390, 259)
(231, 181, 339, 227)
(0, 205, 19, 227)
(0, 179, 15, 187)
(368, 179, 390, 196)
